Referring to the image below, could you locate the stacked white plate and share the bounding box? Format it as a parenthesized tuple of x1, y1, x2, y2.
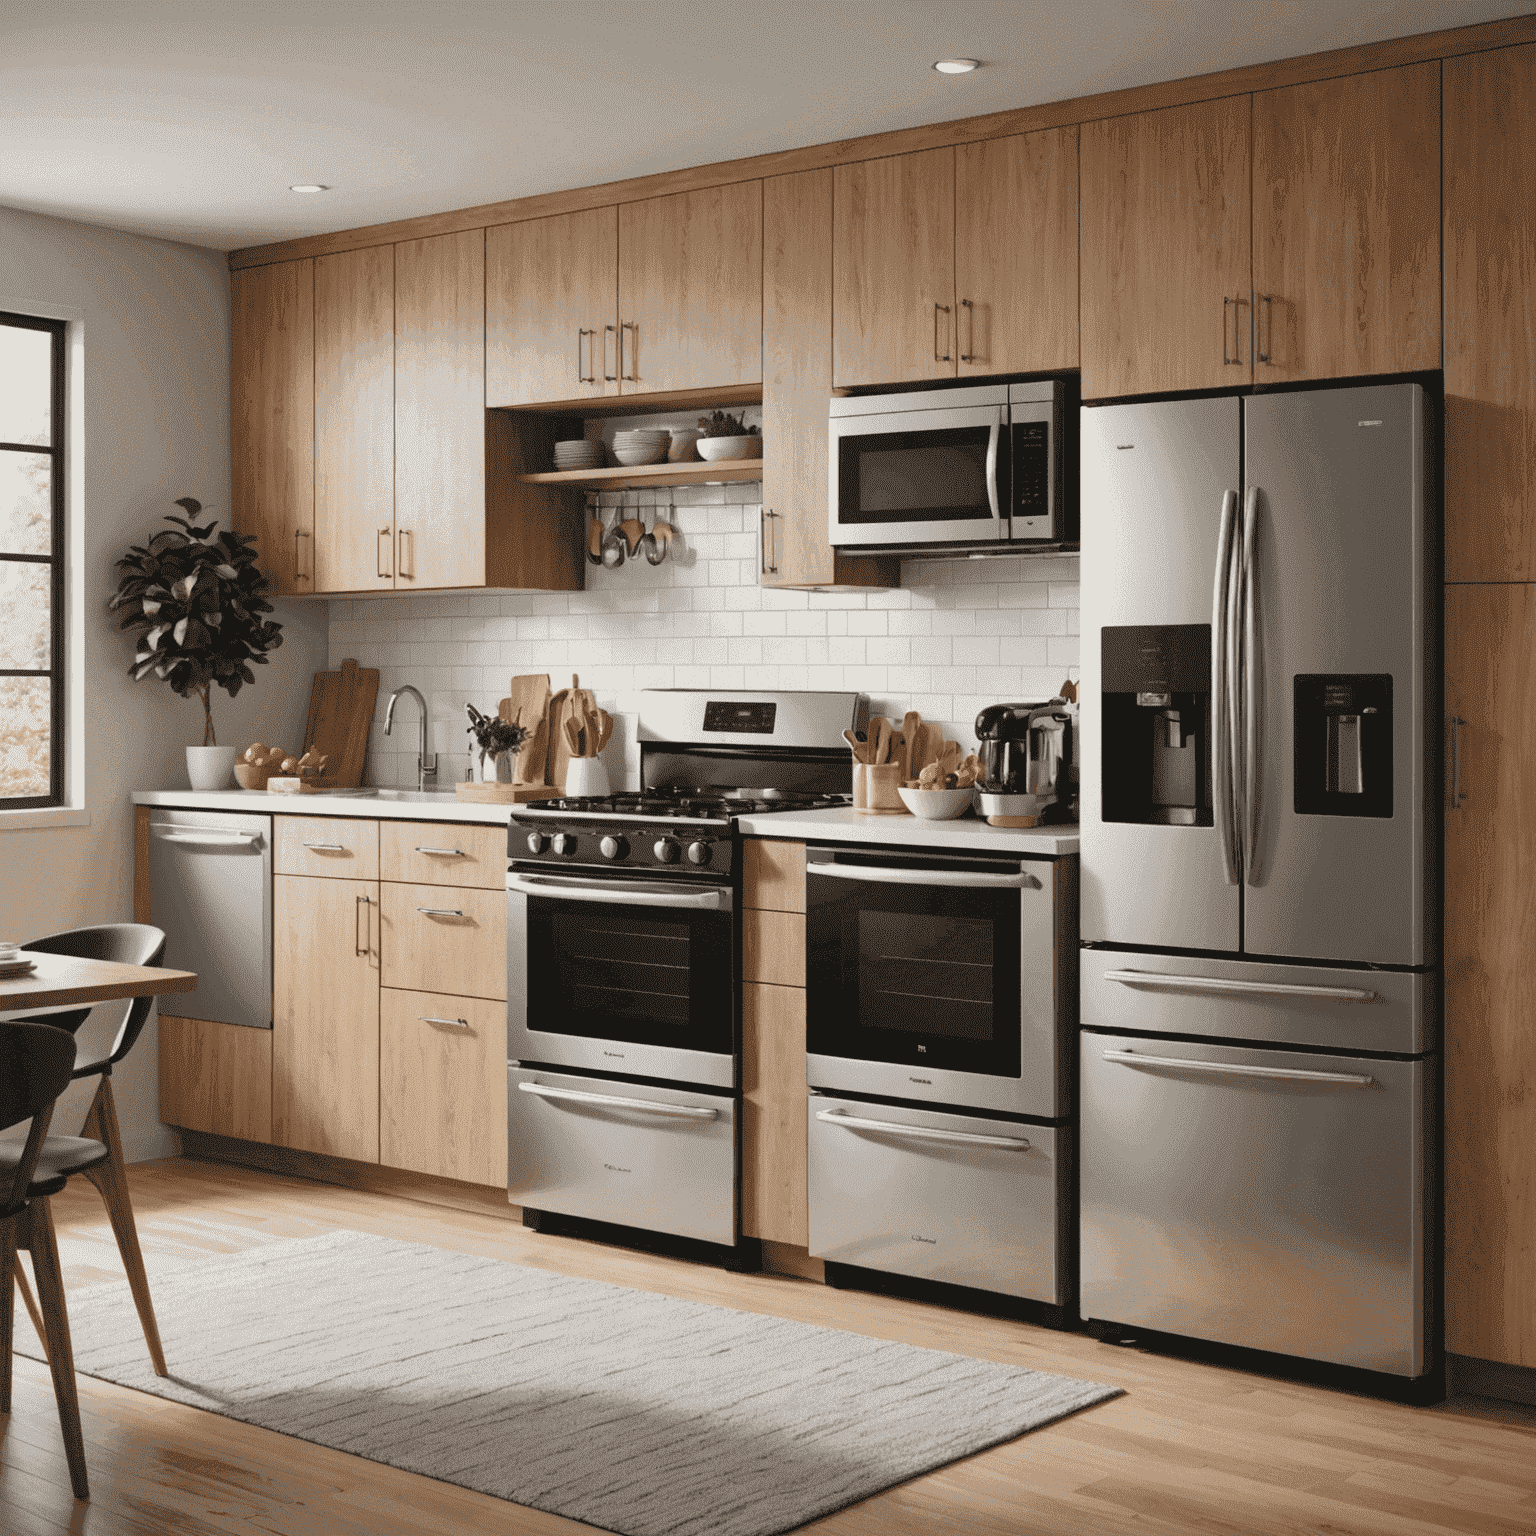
(0, 941, 35, 979)
(611, 428, 670, 467)
(553, 439, 604, 472)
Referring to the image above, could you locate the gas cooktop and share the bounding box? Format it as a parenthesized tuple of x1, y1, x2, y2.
(527, 787, 851, 823)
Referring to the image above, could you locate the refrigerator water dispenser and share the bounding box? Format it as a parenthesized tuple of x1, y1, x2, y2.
(1293, 674, 1393, 818)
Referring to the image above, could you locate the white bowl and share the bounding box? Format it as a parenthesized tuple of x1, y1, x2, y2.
(898, 785, 974, 819)
(696, 435, 762, 462)
(613, 430, 669, 443)
(613, 444, 668, 466)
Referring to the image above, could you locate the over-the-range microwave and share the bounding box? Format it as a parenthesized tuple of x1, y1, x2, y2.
(828, 380, 1075, 554)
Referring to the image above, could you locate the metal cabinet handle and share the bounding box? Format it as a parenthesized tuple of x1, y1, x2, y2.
(816, 1108, 1029, 1150)
(1223, 297, 1234, 365)
(761, 509, 779, 575)
(517, 1080, 718, 1119)
(933, 302, 952, 363)
(1450, 715, 1466, 809)
(577, 326, 594, 384)
(959, 298, 975, 363)
(303, 842, 346, 851)
(294, 529, 310, 582)
(398, 528, 413, 579)
(1223, 297, 1251, 365)
(377, 526, 393, 578)
(414, 845, 465, 856)
(620, 321, 636, 382)
(355, 893, 370, 956)
(1257, 294, 1273, 364)
(420, 1015, 471, 1030)
(603, 324, 618, 382)
(1103, 969, 1379, 1003)
(416, 906, 465, 918)
(1101, 1048, 1375, 1087)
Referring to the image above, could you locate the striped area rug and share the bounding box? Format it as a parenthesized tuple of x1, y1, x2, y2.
(20, 1230, 1119, 1536)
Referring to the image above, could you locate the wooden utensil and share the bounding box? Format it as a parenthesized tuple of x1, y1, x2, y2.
(563, 716, 583, 756)
(586, 517, 604, 566)
(618, 516, 646, 554)
(869, 716, 892, 767)
(843, 729, 866, 763)
(593, 709, 615, 755)
(547, 686, 578, 789)
(901, 710, 922, 782)
(301, 658, 378, 787)
(502, 674, 551, 785)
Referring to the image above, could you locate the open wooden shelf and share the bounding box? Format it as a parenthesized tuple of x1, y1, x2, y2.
(518, 458, 764, 490)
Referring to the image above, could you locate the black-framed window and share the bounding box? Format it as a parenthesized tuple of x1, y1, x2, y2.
(1, 312, 66, 807)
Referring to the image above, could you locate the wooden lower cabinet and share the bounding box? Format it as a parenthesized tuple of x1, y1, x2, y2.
(380, 882, 507, 999)
(742, 909, 805, 988)
(742, 837, 806, 914)
(380, 989, 508, 1186)
(158, 1015, 272, 1143)
(273, 874, 381, 1163)
(742, 981, 808, 1246)
(1445, 583, 1536, 1368)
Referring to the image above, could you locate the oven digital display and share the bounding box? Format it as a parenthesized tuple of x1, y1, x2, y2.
(703, 701, 777, 734)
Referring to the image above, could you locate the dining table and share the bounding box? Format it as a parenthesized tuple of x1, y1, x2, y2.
(0, 952, 197, 1013)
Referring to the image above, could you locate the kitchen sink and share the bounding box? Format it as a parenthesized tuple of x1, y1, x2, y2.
(360, 788, 462, 802)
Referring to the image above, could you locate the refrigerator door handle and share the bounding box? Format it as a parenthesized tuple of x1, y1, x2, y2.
(1102, 968, 1381, 1004)
(1240, 484, 1261, 882)
(1101, 1049, 1376, 1087)
(1212, 488, 1240, 885)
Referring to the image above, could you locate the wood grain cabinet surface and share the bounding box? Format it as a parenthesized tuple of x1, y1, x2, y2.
(742, 838, 807, 913)
(1446, 42, 1536, 583)
(1444, 584, 1536, 1369)
(741, 980, 809, 1246)
(380, 881, 507, 1001)
(1252, 62, 1441, 385)
(231, 258, 314, 595)
(379, 821, 507, 890)
(274, 815, 378, 880)
(158, 1015, 272, 1144)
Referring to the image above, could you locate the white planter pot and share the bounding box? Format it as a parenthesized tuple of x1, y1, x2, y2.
(479, 750, 513, 784)
(186, 745, 238, 791)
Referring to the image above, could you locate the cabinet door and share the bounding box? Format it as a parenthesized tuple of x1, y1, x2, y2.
(158, 1014, 272, 1143)
(1253, 63, 1440, 385)
(314, 245, 395, 593)
(955, 128, 1079, 376)
(1445, 585, 1536, 1369)
(231, 259, 314, 595)
(761, 170, 896, 591)
(1081, 96, 1252, 399)
(395, 229, 486, 589)
(380, 989, 507, 1186)
(1446, 44, 1536, 583)
(272, 874, 379, 1163)
(617, 182, 762, 396)
(486, 207, 619, 407)
(833, 147, 956, 389)
(742, 980, 808, 1246)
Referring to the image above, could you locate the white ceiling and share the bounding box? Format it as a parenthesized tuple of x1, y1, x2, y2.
(2, 0, 1526, 253)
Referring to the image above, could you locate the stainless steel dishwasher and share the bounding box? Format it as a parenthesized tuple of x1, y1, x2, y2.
(147, 808, 272, 1028)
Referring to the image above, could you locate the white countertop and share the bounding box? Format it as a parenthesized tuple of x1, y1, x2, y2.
(735, 805, 1078, 856)
(131, 788, 518, 825)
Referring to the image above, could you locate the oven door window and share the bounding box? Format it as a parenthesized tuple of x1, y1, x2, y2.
(524, 894, 733, 1055)
(806, 872, 1021, 1078)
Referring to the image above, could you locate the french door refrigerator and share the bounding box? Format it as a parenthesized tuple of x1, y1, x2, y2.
(1078, 383, 1437, 1381)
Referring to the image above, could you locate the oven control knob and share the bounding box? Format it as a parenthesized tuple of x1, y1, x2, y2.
(525, 832, 548, 855)
(653, 837, 681, 864)
(687, 840, 712, 866)
(600, 835, 629, 860)
(552, 833, 578, 857)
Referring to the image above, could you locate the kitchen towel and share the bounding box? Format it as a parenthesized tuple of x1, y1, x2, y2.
(17, 1230, 1118, 1536)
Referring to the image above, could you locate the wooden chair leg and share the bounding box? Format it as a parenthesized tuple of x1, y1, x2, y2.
(1, 1215, 15, 1414)
(25, 1199, 89, 1501)
(13, 1255, 50, 1367)
(80, 1076, 166, 1376)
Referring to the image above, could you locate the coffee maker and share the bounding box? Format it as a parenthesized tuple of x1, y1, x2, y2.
(974, 698, 1077, 819)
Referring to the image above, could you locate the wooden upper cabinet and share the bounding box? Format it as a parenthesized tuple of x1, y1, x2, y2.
(314, 246, 394, 594)
(1444, 584, 1536, 1369)
(231, 259, 314, 595)
(1253, 62, 1441, 385)
(1081, 96, 1253, 399)
(394, 229, 487, 589)
(617, 182, 762, 396)
(1446, 44, 1536, 582)
(486, 206, 619, 408)
(833, 147, 956, 389)
(955, 128, 1080, 376)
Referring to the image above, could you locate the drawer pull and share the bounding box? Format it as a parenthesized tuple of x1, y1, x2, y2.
(416, 906, 465, 918)
(815, 1108, 1029, 1151)
(1101, 1049, 1375, 1087)
(303, 842, 347, 852)
(1102, 969, 1378, 1004)
(414, 846, 465, 856)
(517, 1080, 718, 1120)
(355, 893, 371, 956)
(420, 1015, 471, 1030)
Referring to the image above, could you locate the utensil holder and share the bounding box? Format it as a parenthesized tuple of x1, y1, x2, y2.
(857, 762, 907, 815)
(564, 757, 610, 797)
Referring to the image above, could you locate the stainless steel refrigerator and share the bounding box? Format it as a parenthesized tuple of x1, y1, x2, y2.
(1078, 383, 1437, 1380)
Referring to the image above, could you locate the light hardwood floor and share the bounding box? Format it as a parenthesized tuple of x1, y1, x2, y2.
(4, 1155, 1534, 1535)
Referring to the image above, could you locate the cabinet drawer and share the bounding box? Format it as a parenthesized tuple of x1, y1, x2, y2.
(380, 989, 508, 1185)
(275, 816, 378, 879)
(743, 838, 805, 913)
(381, 821, 506, 889)
(742, 909, 804, 987)
(381, 881, 506, 1000)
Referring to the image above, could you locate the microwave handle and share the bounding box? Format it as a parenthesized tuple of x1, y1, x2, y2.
(809, 862, 1040, 891)
(985, 417, 1001, 522)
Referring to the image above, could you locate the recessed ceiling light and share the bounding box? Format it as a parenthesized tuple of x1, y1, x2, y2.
(289, 184, 330, 194)
(932, 58, 980, 75)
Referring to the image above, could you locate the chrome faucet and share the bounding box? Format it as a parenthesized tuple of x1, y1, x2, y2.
(383, 685, 437, 791)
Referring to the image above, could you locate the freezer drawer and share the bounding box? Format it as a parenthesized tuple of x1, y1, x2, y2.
(1080, 1032, 1432, 1376)
(508, 1067, 737, 1247)
(807, 1093, 1069, 1305)
(1080, 950, 1436, 1055)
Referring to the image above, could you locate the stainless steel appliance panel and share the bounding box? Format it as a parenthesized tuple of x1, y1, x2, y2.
(1242, 384, 1434, 965)
(1081, 397, 1242, 951)
(1080, 950, 1436, 1055)
(1080, 1032, 1431, 1375)
(807, 1093, 1067, 1304)
(147, 809, 272, 1029)
(508, 1067, 737, 1246)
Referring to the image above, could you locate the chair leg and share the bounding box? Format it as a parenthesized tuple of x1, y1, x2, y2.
(25, 1199, 89, 1501)
(80, 1076, 167, 1376)
(1, 1215, 15, 1413)
(13, 1255, 50, 1367)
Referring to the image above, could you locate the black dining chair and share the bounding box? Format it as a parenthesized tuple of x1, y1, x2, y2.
(1, 1019, 99, 1501)
(8, 923, 169, 1377)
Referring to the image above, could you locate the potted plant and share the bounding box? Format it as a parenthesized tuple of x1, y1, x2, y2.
(695, 409, 762, 462)
(109, 498, 284, 790)
(466, 703, 527, 783)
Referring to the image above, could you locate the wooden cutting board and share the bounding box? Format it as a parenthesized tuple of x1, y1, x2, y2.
(546, 685, 578, 790)
(501, 673, 551, 785)
(301, 658, 377, 787)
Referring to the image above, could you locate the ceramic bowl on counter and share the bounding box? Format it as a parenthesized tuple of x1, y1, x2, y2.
(897, 785, 974, 819)
(696, 434, 762, 462)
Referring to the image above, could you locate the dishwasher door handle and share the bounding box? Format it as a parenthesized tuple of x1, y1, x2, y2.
(151, 826, 262, 848)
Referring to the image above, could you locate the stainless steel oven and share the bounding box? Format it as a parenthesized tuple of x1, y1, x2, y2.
(804, 846, 1074, 1118)
(828, 380, 1070, 552)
